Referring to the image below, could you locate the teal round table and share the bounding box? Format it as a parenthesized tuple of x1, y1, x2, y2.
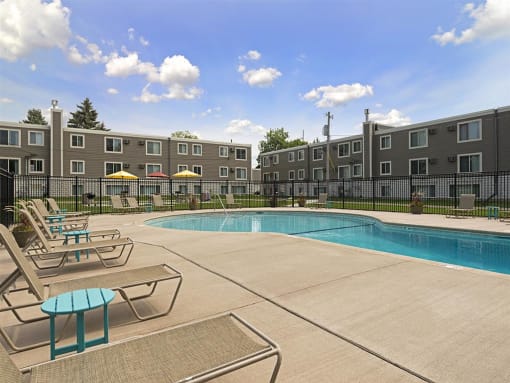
(41, 288, 115, 360)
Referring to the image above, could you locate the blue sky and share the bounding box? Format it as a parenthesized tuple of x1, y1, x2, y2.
(1, 0, 509, 163)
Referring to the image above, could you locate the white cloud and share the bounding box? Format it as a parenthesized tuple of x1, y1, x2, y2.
(432, 0, 510, 45)
(199, 106, 221, 118)
(158, 55, 200, 86)
(139, 36, 149, 46)
(239, 50, 261, 61)
(128, 27, 135, 41)
(303, 83, 374, 108)
(105, 52, 155, 77)
(237, 64, 246, 73)
(132, 83, 161, 103)
(242, 67, 282, 87)
(0, 0, 72, 62)
(30, 63, 36, 71)
(225, 119, 266, 135)
(67, 35, 107, 64)
(107, 88, 119, 95)
(0, 97, 14, 103)
(370, 109, 411, 126)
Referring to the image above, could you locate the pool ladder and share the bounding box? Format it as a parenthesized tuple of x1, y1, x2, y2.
(216, 194, 228, 215)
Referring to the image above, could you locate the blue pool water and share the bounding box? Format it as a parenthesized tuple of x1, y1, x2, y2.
(147, 211, 510, 275)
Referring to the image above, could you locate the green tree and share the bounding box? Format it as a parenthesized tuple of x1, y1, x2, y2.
(21, 108, 47, 125)
(257, 127, 308, 166)
(67, 98, 108, 130)
(171, 130, 198, 139)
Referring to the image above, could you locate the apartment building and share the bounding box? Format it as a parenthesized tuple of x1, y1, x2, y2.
(261, 106, 510, 182)
(0, 103, 252, 181)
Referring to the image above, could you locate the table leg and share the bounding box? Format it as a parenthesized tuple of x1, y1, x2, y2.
(49, 314, 56, 360)
(76, 312, 85, 353)
(103, 303, 109, 343)
(74, 234, 81, 262)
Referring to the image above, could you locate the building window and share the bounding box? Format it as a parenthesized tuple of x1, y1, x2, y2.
(105, 162, 122, 175)
(262, 156, 269, 167)
(337, 143, 350, 158)
(352, 140, 362, 153)
(380, 135, 391, 150)
(29, 159, 44, 173)
(409, 158, 428, 175)
(236, 167, 247, 180)
(298, 169, 305, 180)
(338, 165, 350, 179)
(313, 147, 323, 161)
(289, 170, 295, 180)
(381, 185, 391, 197)
(146, 141, 161, 155)
(28, 131, 44, 146)
(273, 172, 279, 181)
(458, 120, 481, 142)
(192, 144, 202, 156)
(177, 143, 188, 154)
(298, 150, 305, 161)
(0, 158, 20, 174)
(146, 163, 161, 175)
(71, 134, 84, 148)
(71, 160, 85, 174)
(288, 152, 295, 162)
(236, 148, 247, 160)
(219, 146, 228, 157)
(0, 129, 20, 146)
(380, 161, 391, 176)
(272, 154, 279, 164)
(192, 165, 202, 175)
(105, 137, 122, 153)
(458, 153, 481, 173)
(412, 185, 436, 198)
(140, 184, 161, 196)
(352, 164, 362, 177)
(313, 168, 324, 180)
(263, 173, 271, 182)
(409, 129, 427, 149)
(219, 166, 228, 177)
(177, 164, 188, 172)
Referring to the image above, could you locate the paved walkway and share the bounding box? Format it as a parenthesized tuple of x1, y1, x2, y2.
(2, 208, 510, 382)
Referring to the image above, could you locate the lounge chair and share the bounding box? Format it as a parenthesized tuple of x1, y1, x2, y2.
(0, 224, 182, 352)
(46, 197, 90, 217)
(111, 195, 139, 213)
(0, 312, 281, 383)
(152, 194, 173, 210)
(309, 193, 328, 209)
(126, 197, 145, 212)
(28, 204, 120, 241)
(225, 194, 241, 208)
(500, 210, 510, 222)
(446, 194, 476, 218)
(29, 199, 88, 232)
(19, 209, 134, 272)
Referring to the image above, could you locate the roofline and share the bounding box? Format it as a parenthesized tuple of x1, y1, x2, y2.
(0, 121, 49, 129)
(372, 105, 510, 134)
(260, 134, 363, 155)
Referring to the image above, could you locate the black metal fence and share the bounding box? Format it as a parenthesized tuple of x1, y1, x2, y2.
(9, 170, 510, 216)
(0, 168, 15, 226)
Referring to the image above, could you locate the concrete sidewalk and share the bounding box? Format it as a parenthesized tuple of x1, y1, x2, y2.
(2, 209, 510, 382)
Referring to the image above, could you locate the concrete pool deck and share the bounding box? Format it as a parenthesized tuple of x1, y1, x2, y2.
(2, 208, 510, 382)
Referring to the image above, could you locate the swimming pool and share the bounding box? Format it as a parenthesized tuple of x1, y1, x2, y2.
(147, 211, 510, 275)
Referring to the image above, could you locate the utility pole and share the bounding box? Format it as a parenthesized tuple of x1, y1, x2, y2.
(323, 112, 333, 192)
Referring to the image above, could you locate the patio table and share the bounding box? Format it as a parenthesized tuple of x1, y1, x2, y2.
(41, 288, 115, 360)
(63, 229, 90, 261)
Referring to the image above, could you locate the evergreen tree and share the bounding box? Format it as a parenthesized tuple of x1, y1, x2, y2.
(67, 98, 108, 130)
(21, 108, 47, 125)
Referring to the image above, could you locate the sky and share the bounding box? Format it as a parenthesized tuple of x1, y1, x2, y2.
(1, 0, 509, 164)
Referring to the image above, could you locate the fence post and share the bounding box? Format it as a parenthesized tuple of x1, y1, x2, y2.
(453, 172, 458, 208)
(46, 175, 50, 198)
(372, 178, 376, 211)
(169, 178, 173, 211)
(291, 180, 295, 207)
(409, 174, 413, 200)
(99, 178, 103, 214)
(342, 179, 345, 209)
(75, 176, 79, 211)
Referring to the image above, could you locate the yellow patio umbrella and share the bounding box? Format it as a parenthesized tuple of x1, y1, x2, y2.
(105, 170, 139, 179)
(172, 170, 201, 203)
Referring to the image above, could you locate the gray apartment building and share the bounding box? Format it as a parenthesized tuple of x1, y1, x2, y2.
(0, 104, 252, 181)
(261, 106, 510, 182)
